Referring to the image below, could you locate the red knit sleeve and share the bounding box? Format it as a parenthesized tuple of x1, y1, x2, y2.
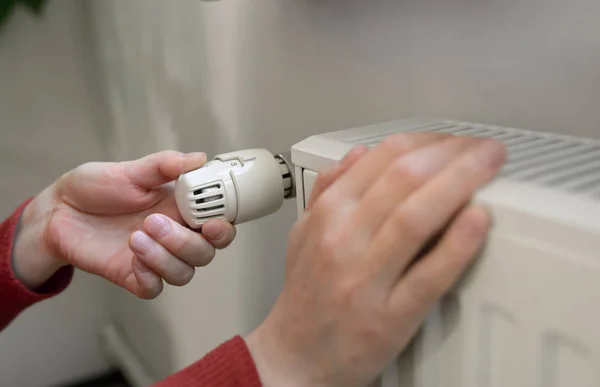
(0, 199, 74, 331)
(152, 336, 263, 387)
(1, 201, 262, 386)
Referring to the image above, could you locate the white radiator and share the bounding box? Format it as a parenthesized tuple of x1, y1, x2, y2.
(104, 117, 600, 387)
(291, 117, 600, 387)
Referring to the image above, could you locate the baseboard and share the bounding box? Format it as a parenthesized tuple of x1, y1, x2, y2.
(100, 323, 155, 387)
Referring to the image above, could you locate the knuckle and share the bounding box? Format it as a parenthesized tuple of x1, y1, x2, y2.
(307, 170, 336, 207)
(170, 229, 192, 253)
(380, 134, 411, 155)
(44, 215, 63, 256)
(314, 167, 335, 188)
(458, 151, 482, 174)
(445, 245, 476, 273)
(331, 276, 361, 307)
(442, 170, 473, 203)
(356, 315, 393, 346)
(388, 157, 427, 185)
(458, 135, 481, 147)
(342, 145, 366, 164)
(393, 206, 431, 242)
(143, 242, 162, 260)
(462, 139, 503, 170)
(406, 274, 442, 307)
(315, 228, 355, 268)
(318, 230, 345, 258)
(312, 191, 339, 216)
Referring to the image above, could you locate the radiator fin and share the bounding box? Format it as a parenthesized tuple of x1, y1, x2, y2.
(341, 120, 600, 198)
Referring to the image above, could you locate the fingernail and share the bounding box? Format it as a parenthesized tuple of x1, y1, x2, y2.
(473, 140, 506, 168)
(145, 214, 171, 238)
(397, 143, 448, 176)
(185, 152, 206, 160)
(130, 231, 154, 254)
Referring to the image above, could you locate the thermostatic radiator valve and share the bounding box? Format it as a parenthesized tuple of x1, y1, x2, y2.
(175, 149, 296, 229)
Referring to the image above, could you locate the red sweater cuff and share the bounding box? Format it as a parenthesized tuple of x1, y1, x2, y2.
(153, 336, 262, 387)
(0, 198, 74, 329)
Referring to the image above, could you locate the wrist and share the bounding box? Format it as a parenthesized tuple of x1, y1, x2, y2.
(245, 328, 295, 387)
(12, 185, 66, 290)
(245, 320, 325, 387)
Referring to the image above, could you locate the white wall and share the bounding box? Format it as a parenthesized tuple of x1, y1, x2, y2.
(88, 0, 600, 380)
(0, 2, 110, 386)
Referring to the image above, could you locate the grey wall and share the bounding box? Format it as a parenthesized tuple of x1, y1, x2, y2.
(88, 0, 600, 379)
(228, 0, 600, 141)
(0, 2, 110, 386)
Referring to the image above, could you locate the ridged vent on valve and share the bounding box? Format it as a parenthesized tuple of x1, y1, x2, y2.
(190, 183, 227, 221)
(339, 119, 600, 200)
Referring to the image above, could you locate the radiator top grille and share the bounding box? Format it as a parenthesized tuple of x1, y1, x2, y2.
(341, 120, 600, 198)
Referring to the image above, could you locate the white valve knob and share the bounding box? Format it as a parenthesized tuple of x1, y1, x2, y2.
(175, 148, 295, 229)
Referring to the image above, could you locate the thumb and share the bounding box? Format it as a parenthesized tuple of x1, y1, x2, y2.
(123, 151, 207, 189)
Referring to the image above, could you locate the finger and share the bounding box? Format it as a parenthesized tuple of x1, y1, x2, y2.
(330, 133, 451, 200)
(356, 136, 481, 237)
(144, 214, 218, 266)
(305, 145, 369, 211)
(130, 256, 164, 299)
(390, 205, 490, 315)
(201, 219, 237, 249)
(123, 150, 207, 189)
(369, 139, 505, 283)
(129, 230, 196, 286)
